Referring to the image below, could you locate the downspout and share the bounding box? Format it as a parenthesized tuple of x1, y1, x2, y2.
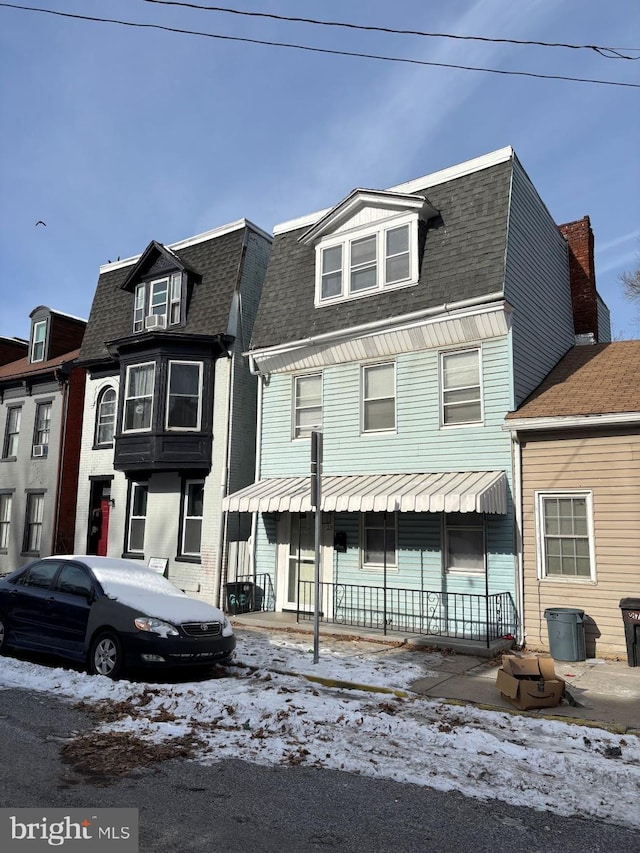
(213, 228, 248, 607)
(512, 432, 525, 647)
(52, 367, 69, 554)
(249, 372, 263, 581)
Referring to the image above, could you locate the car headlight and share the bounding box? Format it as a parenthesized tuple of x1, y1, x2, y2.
(134, 617, 179, 637)
(222, 615, 234, 638)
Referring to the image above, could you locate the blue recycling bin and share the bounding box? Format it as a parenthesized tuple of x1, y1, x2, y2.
(543, 607, 586, 661)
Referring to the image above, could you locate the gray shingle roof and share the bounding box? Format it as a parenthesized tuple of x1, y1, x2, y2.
(250, 158, 512, 350)
(78, 227, 248, 365)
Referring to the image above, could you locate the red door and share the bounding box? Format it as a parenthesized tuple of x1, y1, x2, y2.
(97, 499, 110, 556)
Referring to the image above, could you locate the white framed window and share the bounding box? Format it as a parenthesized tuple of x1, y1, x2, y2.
(293, 373, 322, 439)
(123, 363, 155, 432)
(361, 512, 397, 571)
(31, 320, 47, 362)
(3, 407, 21, 458)
(441, 348, 482, 426)
(95, 387, 117, 446)
(315, 215, 418, 306)
(133, 273, 183, 332)
(445, 513, 485, 575)
(181, 480, 204, 557)
(0, 493, 12, 550)
(127, 482, 148, 554)
(536, 491, 595, 581)
(166, 361, 202, 430)
(24, 492, 44, 553)
(362, 362, 396, 433)
(33, 401, 52, 456)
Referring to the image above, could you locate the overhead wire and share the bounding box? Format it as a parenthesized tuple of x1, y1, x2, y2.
(141, 0, 640, 61)
(1, 3, 639, 89)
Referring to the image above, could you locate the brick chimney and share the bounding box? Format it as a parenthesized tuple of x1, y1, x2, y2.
(558, 216, 599, 342)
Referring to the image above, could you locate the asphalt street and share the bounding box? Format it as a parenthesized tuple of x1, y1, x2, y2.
(0, 687, 636, 853)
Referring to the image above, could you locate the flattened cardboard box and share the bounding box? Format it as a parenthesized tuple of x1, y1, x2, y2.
(496, 655, 565, 710)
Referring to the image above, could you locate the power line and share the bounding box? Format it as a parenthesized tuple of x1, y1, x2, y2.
(142, 0, 640, 61)
(2, 3, 639, 89)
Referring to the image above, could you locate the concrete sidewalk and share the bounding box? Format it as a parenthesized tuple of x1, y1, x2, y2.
(231, 613, 640, 735)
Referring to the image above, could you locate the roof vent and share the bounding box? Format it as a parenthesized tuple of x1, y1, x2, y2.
(575, 332, 596, 346)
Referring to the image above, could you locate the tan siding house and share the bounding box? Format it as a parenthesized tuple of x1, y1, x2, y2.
(506, 341, 640, 660)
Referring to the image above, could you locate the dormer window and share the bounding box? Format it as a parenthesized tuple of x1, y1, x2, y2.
(133, 272, 182, 333)
(299, 188, 437, 309)
(31, 320, 47, 362)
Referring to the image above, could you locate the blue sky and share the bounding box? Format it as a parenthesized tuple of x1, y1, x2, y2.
(1, 0, 638, 341)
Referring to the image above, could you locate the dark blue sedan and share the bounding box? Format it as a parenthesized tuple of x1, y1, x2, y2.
(0, 555, 235, 678)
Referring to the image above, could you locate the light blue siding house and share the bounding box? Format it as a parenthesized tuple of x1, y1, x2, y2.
(223, 147, 610, 649)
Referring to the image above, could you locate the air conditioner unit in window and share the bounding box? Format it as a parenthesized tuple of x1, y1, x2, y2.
(144, 314, 167, 330)
(32, 444, 48, 458)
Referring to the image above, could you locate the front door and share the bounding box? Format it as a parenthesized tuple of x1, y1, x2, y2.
(286, 512, 316, 611)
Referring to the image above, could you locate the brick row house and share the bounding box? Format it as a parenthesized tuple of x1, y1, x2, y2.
(73, 220, 271, 604)
(223, 147, 612, 651)
(0, 309, 87, 571)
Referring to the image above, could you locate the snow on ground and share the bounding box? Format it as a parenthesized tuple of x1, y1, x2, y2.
(1, 629, 639, 830)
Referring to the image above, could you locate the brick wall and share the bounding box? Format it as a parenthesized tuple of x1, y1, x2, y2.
(558, 216, 599, 341)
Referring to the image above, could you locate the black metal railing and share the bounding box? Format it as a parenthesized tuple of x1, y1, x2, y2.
(295, 581, 517, 646)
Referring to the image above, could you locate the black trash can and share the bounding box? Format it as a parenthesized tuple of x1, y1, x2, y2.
(619, 598, 640, 667)
(225, 581, 254, 615)
(543, 607, 586, 661)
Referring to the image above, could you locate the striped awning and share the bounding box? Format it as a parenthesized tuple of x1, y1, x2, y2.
(223, 471, 507, 514)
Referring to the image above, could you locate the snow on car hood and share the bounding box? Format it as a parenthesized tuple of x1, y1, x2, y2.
(86, 560, 225, 625)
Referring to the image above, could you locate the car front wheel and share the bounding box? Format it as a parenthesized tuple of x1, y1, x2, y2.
(0, 613, 8, 654)
(89, 631, 124, 679)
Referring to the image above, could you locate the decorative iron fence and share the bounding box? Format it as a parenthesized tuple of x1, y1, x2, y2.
(225, 575, 517, 646)
(295, 581, 517, 646)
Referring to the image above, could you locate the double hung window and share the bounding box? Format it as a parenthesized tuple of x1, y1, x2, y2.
(441, 349, 482, 426)
(95, 387, 116, 445)
(127, 483, 148, 554)
(445, 513, 485, 574)
(123, 364, 155, 432)
(167, 362, 202, 430)
(3, 407, 21, 458)
(0, 493, 11, 550)
(361, 512, 397, 570)
(537, 492, 594, 580)
(33, 402, 52, 456)
(133, 273, 182, 332)
(24, 493, 44, 554)
(31, 320, 47, 362)
(293, 374, 322, 438)
(181, 480, 204, 557)
(362, 363, 396, 432)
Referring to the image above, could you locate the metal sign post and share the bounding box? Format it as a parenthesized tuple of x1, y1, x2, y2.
(310, 430, 323, 664)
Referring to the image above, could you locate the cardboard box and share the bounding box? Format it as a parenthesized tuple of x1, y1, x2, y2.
(496, 655, 565, 710)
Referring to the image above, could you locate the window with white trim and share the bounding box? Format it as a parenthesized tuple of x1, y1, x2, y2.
(2, 407, 21, 458)
(293, 373, 322, 439)
(316, 216, 418, 305)
(441, 349, 482, 426)
(361, 512, 397, 570)
(123, 363, 155, 432)
(362, 362, 396, 433)
(536, 492, 594, 580)
(181, 480, 204, 557)
(23, 492, 44, 554)
(126, 482, 148, 554)
(31, 320, 47, 362)
(445, 513, 485, 574)
(95, 387, 116, 446)
(133, 272, 182, 332)
(167, 361, 202, 430)
(33, 402, 52, 456)
(0, 493, 12, 550)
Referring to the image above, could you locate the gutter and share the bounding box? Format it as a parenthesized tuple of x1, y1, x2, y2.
(511, 433, 525, 647)
(248, 291, 506, 374)
(503, 412, 640, 431)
